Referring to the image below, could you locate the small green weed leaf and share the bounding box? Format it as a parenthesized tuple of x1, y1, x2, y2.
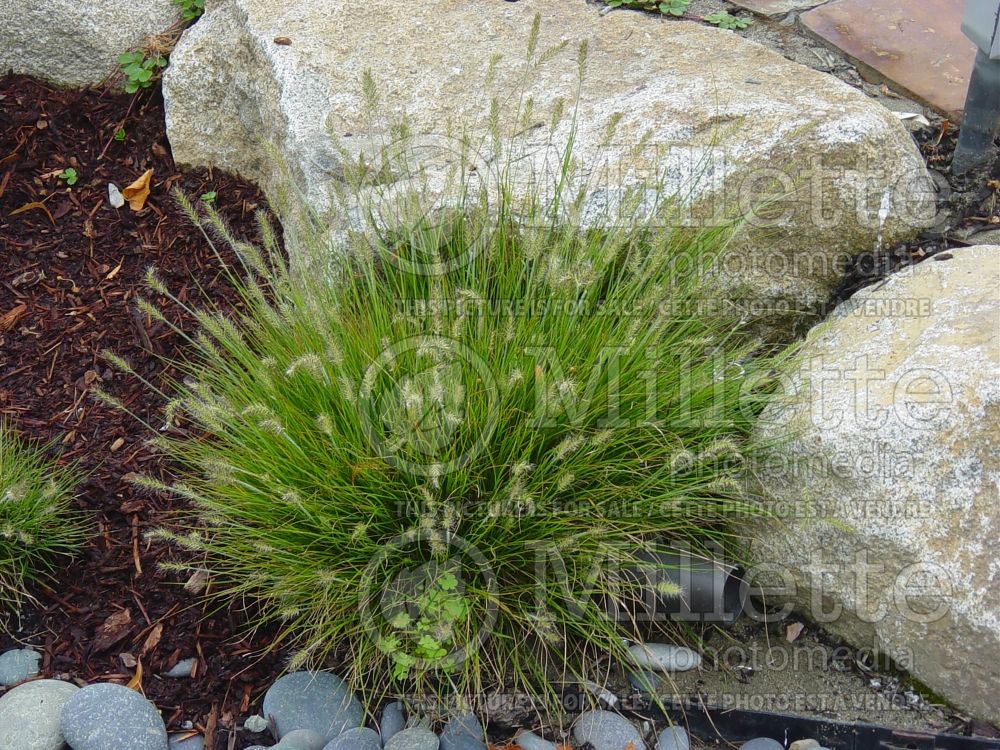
(704, 11, 752, 29)
(173, 0, 205, 21)
(442, 597, 466, 620)
(659, 0, 689, 16)
(58, 168, 78, 186)
(120, 51, 167, 91)
(389, 611, 411, 629)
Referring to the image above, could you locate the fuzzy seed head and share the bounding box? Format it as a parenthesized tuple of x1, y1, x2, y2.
(552, 433, 584, 462)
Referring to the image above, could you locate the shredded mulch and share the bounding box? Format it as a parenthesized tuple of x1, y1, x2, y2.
(0, 75, 281, 749)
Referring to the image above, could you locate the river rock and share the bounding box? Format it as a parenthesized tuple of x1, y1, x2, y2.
(261, 671, 363, 742)
(244, 714, 270, 733)
(380, 701, 406, 744)
(276, 728, 327, 749)
(0, 678, 79, 750)
(440, 711, 486, 750)
(627, 643, 701, 672)
(572, 710, 644, 750)
(163, 657, 197, 678)
(513, 730, 557, 750)
(0, 0, 181, 88)
(384, 727, 439, 750)
(657, 726, 690, 750)
(60, 682, 168, 750)
(740, 740, 783, 750)
(323, 726, 382, 750)
(749, 245, 1000, 724)
(0, 648, 41, 685)
(162, 0, 936, 339)
(169, 733, 205, 750)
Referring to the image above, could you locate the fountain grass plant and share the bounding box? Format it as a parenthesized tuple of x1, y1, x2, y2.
(107, 16, 791, 713)
(0, 424, 87, 611)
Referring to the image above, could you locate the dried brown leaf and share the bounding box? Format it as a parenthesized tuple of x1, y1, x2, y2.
(786, 621, 805, 643)
(184, 568, 211, 595)
(10, 201, 55, 224)
(126, 658, 143, 690)
(139, 622, 163, 657)
(121, 168, 153, 211)
(0, 303, 27, 332)
(93, 608, 133, 653)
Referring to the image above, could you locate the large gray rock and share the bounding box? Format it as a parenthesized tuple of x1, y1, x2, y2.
(323, 727, 382, 750)
(162, 0, 936, 337)
(0, 648, 41, 685)
(0, 679, 79, 750)
(572, 710, 644, 750)
(384, 727, 439, 750)
(60, 682, 169, 750)
(749, 245, 1000, 724)
(261, 671, 363, 742)
(0, 0, 180, 88)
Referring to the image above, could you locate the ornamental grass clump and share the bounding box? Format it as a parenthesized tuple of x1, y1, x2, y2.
(131, 202, 783, 702)
(125, 17, 787, 707)
(0, 425, 87, 610)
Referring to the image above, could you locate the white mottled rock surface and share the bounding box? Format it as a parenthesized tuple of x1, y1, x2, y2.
(749, 245, 1000, 723)
(0, 0, 180, 88)
(162, 0, 936, 336)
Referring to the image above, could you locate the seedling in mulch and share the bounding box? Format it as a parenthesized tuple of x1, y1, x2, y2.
(58, 168, 78, 186)
(114, 128, 127, 142)
(199, 191, 218, 205)
(118, 51, 168, 94)
(173, 0, 205, 21)
(704, 11, 752, 29)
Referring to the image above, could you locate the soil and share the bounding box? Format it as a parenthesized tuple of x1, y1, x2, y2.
(0, 75, 283, 749)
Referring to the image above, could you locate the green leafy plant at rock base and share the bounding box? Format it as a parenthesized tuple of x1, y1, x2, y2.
(109, 18, 788, 712)
(606, 0, 691, 15)
(118, 51, 168, 94)
(173, 0, 205, 22)
(0, 425, 88, 611)
(603, 0, 752, 29)
(703, 11, 753, 30)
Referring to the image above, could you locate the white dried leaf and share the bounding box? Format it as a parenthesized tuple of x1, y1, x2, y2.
(108, 183, 125, 208)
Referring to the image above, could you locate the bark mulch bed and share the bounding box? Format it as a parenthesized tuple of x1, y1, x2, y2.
(1, 74, 280, 749)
